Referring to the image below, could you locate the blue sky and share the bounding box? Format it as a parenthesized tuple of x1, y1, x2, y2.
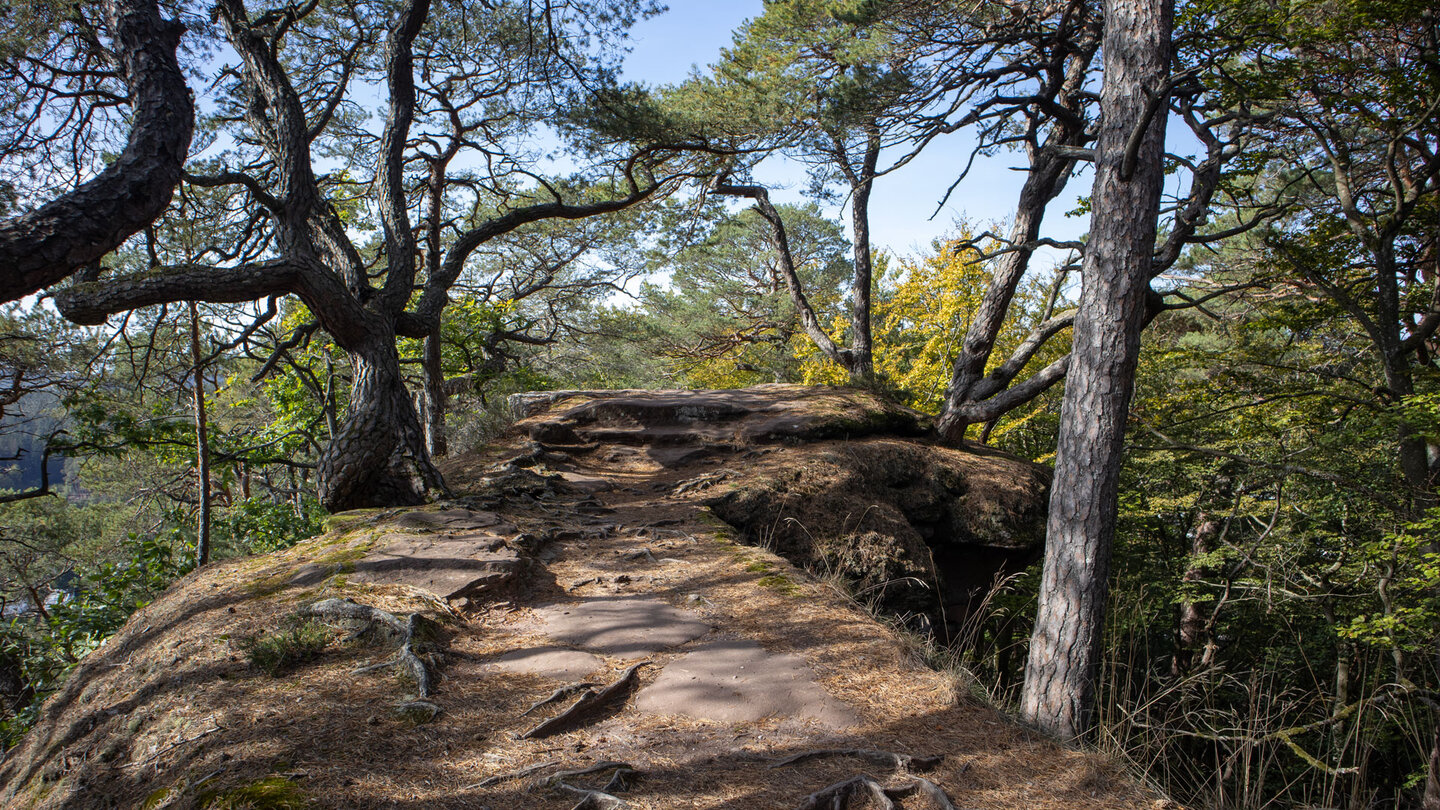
(617, 2, 1094, 263)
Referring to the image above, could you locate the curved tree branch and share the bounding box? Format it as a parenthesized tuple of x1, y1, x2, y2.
(53, 262, 304, 325)
(0, 0, 194, 302)
(712, 180, 854, 372)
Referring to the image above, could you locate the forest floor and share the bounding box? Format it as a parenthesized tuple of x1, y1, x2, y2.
(0, 385, 1167, 809)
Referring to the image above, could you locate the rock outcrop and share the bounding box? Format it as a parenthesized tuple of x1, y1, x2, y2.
(514, 385, 1050, 636)
(0, 385, 1149, 810)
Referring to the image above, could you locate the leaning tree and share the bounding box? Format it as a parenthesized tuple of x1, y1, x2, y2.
(42, 0, 703, 511)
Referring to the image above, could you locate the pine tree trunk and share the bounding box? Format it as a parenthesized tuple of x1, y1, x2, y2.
(1174, 475, 1230, 676)
(421, 333, 447, 457)
(317, 336, 446, 512)
(1173, 513, 1218, 676)
(1019, 0, 1172, 740)
(1425, 721, 1440, 810)
(846, 133, 880, 385)
(189, 301, 212, 566)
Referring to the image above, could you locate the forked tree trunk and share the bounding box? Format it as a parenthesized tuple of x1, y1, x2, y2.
(1019, 0, 1172, 740)
(845, 133, 881, 386)
(317, 336, 446, 511)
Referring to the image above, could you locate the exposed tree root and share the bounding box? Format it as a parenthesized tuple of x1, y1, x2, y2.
(467, 760, 637, 808)
(551, 761, 638, 810)
(521, 682, 600, 717)
(672, 470, 734, 495)
(468, 760, 558, 789)
(560, 783, 626, 809)
(773, 748, 961, 809)
(521, 663, 648, 739)
(303, 598, 442, 699)
(908, 776, 962, 810)
(796, 775, 915, 810)
(770, 748, 944, 773)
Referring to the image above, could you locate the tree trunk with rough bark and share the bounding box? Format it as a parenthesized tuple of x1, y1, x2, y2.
(845, 133, 881, 385)
(1174, 474, 1230, 676)
(189, 302, 212, 566)
(317, 336, 446, 512)
(1019, 0, 1172, 741)
(420, 333, 447, 457)
(1174, 517, 1219, 676)
(0, 0, 193, 303)
(1426, 722, 1440, 810)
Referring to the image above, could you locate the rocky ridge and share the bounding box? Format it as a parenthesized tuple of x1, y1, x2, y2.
(0, 385, 1154, 810)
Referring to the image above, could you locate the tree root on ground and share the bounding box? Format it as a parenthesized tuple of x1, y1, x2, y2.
(303, 598, 442, 700)
(770, 748, 943, 773)
(773, 748, 961, 809)
(520, 662, 648, 739)
(793, 775, 961, 810)
(468, 760, 637, 809)
(671, 470, 734, 495)
(521, 682, 600, 716)
(551, 761, 639, 809)
(796, 775, 914, 810)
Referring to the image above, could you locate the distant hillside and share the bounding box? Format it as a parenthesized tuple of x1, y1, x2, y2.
(0, 391, 66, 494)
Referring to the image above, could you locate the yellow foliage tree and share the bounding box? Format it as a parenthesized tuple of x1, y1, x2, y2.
(795, 231, 1068, 441)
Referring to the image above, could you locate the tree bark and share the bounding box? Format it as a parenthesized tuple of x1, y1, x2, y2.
(1426, 720, 1440, 810)
(0, 0, 193, 302)
(1174, 474, 1231, 676)
(845, 132, 881, 385)
(1019, 0, 1172, 740)
(189, 302, 212, 566)
(316, 336, 446, 512)
(420, 333, 447, 457)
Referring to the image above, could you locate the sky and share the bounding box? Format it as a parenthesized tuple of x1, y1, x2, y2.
(616, 2, 1094, 263)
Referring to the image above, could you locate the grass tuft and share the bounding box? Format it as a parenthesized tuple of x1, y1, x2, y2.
(238, 620, 331, 676)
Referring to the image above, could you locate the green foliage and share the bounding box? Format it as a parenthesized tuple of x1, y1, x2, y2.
(218, 497, 326, 559)
(0, 530, 193, 747)
(1338, 512, 1440, 654)
(0, 494, 322, 749)
(577, 202, 850, 390)
(256, 303, 347, 458)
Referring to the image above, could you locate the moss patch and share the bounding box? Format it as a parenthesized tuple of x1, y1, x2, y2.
(197, 776, 308, 809)
(757, 573, 802, 596)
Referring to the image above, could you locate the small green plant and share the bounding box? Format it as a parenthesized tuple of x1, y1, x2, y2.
(238, 620, 331, 676)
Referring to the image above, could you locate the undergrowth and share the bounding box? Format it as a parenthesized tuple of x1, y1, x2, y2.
(1, 499, 325, 749)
